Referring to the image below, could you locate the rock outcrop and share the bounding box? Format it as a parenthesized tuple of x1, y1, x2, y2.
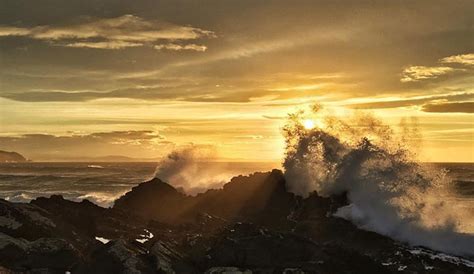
(114, 170, 297, 226)
(0, 170, 472, 273)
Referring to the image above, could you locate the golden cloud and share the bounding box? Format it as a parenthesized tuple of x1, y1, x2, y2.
(400, 66, 456, 82)
(0, 15, 215, 50)
(440, 53, 474, 66)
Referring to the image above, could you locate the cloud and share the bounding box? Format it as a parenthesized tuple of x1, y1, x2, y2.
(440, 53, 474, 66)
(262, 115, 285, 120)
(154, 43, 207, 51)
(64, 41, 143, 49)
(422, 102, 474, 113)
(0, 91, 107, 102)
(0, 26, 31, 36)
(1, 81, 320, 103)
(0, 14, 215, 50)
(87, 130, 165, 144)
(0, 130, 169, 160)
(400, 66, 457, 82)
(400, 53, 473, 82)
(346, 92, 474, 109)
(235, 135, 264, 140)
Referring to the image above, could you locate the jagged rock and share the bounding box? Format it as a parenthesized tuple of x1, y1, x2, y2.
(0, 266, 14, 273)
(114, 178, 191, 223)
(205, 267, 252, 274)
(75, 239, 154, 274)
(114, 170, 298, 225)
(0, 196, 102, 254)
(31, 195, 105, 235)
(31, 195, 147, 248)
(0, 232, 79, 272)
(204, 222, 387, 273)
(150, 240, 196, 273)
(194, 169, 297, 224)
(150, 241, 176, 273)
(0, 199, 57, 240)
(25, 238, 79, 270)
(0, 232, 28, 265)
(0, 170, 472, 273)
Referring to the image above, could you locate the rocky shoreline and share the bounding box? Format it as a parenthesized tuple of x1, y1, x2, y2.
(0, 169, 472, 273)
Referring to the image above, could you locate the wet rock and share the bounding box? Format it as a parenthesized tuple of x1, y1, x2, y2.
(25, 238, 79, 270)
(75, 239, 154, 274)
(0, 199, 58, 240)
(0, 232, 28, 265)
(113, 170, 298, 226)
(0, 232, 79, 272)
(114, 178, 192, 224)
(0, 170, 472, 273)
(150, 240, 197, 273)
(31, 195, 105, 237)
(205, 267, 252, 274)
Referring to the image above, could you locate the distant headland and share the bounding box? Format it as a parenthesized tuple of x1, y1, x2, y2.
(0, 150, 28, 163)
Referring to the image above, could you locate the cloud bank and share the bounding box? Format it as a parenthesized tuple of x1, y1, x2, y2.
(0, 14, 215, 50)
(0, 130, 169, 160)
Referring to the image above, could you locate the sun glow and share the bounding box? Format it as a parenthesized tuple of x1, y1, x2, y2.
(303, 119, 315, 129)
(303, 118, 326, 130)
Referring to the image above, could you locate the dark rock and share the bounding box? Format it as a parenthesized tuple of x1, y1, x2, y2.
(194, 169, 297, 225)
(0, 169, 472, 273)
(204, 267, 252, 273)
(31, 195, 105, 238)
(0, 199, 58, 240)
(114, 170, 298, 226)
(74, 239, 154, 274)
(204, 222, 388, 273)
(150, 240, 197, 273)
(114, 178, 191, 224)
(25, 238, 79, 270)
(0, 232, 79, 272)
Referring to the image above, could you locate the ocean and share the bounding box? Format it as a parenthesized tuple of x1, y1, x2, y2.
(0, 162, 472, 216)
(0, 161, 278, 207)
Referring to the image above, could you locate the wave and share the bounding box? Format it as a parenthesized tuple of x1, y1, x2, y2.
(154, 145, 235, 195)
(87, 165, 104, 169)
(75, 191, 126, 207)
(282, 104, 474, 257)
(2, 191, 123, 208)
(4, 192, 35, 203)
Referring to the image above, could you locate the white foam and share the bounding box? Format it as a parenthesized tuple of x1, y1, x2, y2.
(135, 229, 154, 244)
(87, 165, 104, 169)
(95, 236, 110, 244)
(408, 248, 474, 268)
(283, 107, 474, 256)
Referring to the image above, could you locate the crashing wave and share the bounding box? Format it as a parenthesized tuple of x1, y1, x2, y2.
(282, 104, 474, 257)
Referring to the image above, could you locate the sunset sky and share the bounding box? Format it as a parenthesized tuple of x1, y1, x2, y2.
(0, 0, 473, 162)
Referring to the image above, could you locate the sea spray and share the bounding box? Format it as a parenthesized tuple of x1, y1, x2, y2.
(283, 105, 474, 257)
(154, 145, 234, 194)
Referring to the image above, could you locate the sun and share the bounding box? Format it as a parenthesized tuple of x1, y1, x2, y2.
(303, 119, 315, 130)
(303, 118, 325, 130)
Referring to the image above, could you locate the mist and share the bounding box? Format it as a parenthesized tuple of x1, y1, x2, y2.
(282, 105, 474, 256)
(154, 145, 235, 195)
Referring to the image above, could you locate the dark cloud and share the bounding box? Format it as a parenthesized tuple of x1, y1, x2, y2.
(0, 0, 473, 103)
(422, 102, 474, 113)
(346, 92, 474, 110)
(0, 83, 330, 103)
